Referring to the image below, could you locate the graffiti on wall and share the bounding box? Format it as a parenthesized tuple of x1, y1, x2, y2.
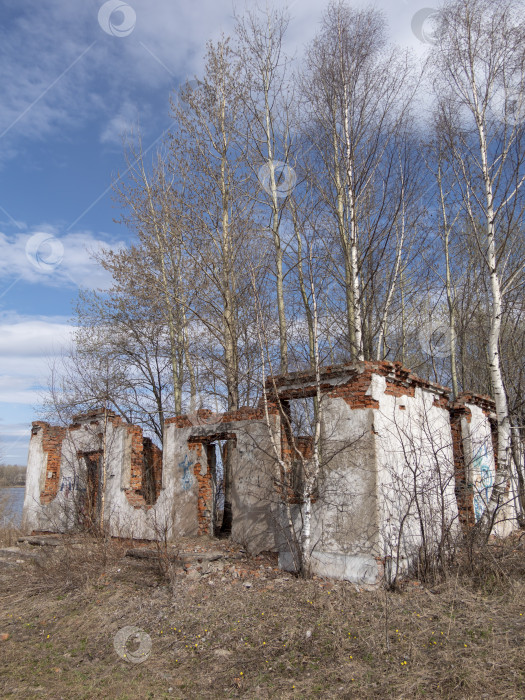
(471, 443, 494, 521)
(59, 475, 86, 497)
(178, 455, 194, 491)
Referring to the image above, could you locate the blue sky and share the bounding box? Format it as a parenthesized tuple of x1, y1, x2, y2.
(0, 0, 436, 464)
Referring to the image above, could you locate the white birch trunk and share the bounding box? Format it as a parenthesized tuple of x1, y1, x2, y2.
(343, 92, 364, 361)
(475, 102, 512, 531)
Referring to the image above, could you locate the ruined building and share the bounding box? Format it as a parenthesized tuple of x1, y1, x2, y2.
(22, 361, 518, 584)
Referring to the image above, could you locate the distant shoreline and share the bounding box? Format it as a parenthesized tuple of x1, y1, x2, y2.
(0, 466, 27, 489)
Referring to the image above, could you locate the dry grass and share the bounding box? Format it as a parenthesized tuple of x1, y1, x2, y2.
(1, 533, 525, 699)
(0, 491, 21, 547)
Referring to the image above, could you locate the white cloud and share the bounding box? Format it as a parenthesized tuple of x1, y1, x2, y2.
(0, 423, 29, 440)
(0, 313, 74, 404)
(0, 1, 238, 162)
(0, 313, 75, 463)
(100, 100, 144, 146)
(0, 0, 438, 166)
(0, 228, 125, 291)
(0, 315, 73, 359)
(0, 422, 31, 465)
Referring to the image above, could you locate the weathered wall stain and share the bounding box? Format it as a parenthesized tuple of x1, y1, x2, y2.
(178, 455, 194, 491)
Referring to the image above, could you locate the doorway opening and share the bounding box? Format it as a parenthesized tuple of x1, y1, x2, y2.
(188, 433, 236, 537)
(78, 450, 101, 531)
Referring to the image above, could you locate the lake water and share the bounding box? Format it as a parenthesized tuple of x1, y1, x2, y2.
(0, 487, 25, 526)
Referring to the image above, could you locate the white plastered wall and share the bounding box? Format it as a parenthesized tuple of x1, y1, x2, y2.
(375, 381, 458, 579)
(279, 392, 380, 584)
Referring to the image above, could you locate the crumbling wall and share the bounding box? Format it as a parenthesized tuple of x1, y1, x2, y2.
(32, 422, 66, 505)
(273, 363, 382, 582)
(164, 407, 279, 552)
(22, 405, 280, 547)
(22, 360, 520, 583)
(451, 393, 517, 537)
(375, 380, 457, 580)
(123, 427, 163, 508)
(23, 413, 108, 533)
(276, 362, 460, 583)
(308, 394, 378, 583)
(22, 410, 167, 538)
(313, 380, 377, 580)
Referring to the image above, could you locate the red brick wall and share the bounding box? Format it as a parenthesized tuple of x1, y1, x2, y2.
(267, 361, 450, 402)
(165, 406, 272, 429)
(124, 425, 163, 509)
(328, 374, 380, 409)
(449, 405, 475, 528)
(34, 412, 164, 512)
(265, 361, 451, 411)
(188, 441, 212, 536)
(449, 393, 498, 528)
(33, 422, 67, 505)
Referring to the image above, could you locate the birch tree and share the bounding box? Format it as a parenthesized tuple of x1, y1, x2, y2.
(432, 0, 525, 530)
(236, 4, 296, 373)
(301, 1, 418, 361)
(423, 122, 465, 398)
(169, 39, 261, 533)
(169, 39, 256, 413)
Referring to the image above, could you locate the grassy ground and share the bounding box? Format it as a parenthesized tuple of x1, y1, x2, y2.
(1, 533, 525, 699)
